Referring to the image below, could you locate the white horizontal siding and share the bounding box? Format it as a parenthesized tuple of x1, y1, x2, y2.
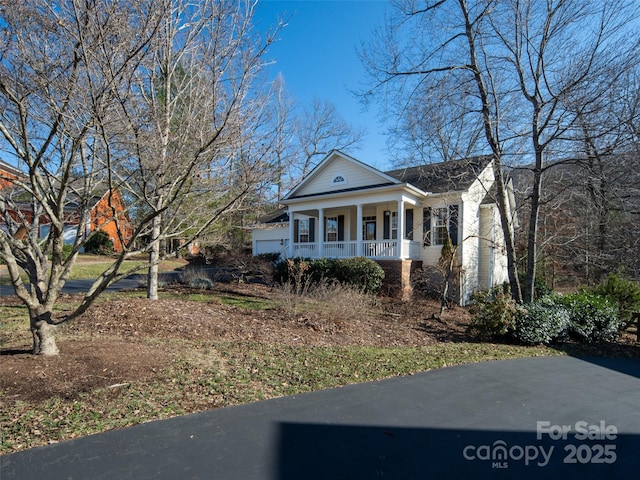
(252, 225, 288, 256)
(295, 156, 391, 197)
(478, 207, 492, 290)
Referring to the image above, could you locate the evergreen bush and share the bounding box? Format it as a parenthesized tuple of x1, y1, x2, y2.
(332, 257, 385, 293)
(467, 288, 520, 341)
(255, 252, 281, 263)
(85, 230, 114, 255)
(512, 296, 570, 345)
(556, 291, 622, 342)
(592, 274, 640, 328)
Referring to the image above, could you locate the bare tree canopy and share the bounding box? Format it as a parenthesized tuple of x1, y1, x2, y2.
(359, 0, 640, 301)
(259, 78, 366, 203)
(0, 0, 275, 354)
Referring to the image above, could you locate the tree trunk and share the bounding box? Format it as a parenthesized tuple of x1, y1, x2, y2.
(31, 313, 59, 355)
(524, 163, 543, 303)
(492, 160, 523, 303)
(440, 249, 457, 316)
(147, 214, 162, 300)
(461, 4, 522, 303)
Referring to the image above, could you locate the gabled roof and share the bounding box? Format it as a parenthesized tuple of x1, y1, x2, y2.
(259, 154, 499, 224)
(384, 156, 493, 194)
(281, 151, 494, 205)
(283, 150, 402, 201)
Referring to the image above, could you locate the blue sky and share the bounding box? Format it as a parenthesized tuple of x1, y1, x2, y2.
(254, 0, 392, 170)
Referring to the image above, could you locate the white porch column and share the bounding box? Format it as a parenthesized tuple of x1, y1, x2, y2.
(288, 210, 295, 258)
(317, 208, 324, 258)
(356, 203, 363, 256)
(397, 199, 405, 258)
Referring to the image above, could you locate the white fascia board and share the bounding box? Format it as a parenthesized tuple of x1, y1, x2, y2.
(282, 183, 428, 210)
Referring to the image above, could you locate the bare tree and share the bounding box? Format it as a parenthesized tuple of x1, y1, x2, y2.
(385, 63, 487, 165)
(530, 68, 640, 285)
(360, 0, 640, 302)
(0, 0, 273, 353)
(255, 82, 366, 203)
(361, 0, 524, 301)
(295, 98, 366, 178)
(491, 0, 640, 301)
(266, 73, 298, 201)
(107, 0, 276, 300)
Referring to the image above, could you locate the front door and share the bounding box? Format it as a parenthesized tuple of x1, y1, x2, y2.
(363, 218, 376, 240)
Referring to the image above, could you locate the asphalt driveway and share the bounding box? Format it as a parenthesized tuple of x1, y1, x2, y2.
(2, 355, 639, 479)
(0, 275, 144, 297)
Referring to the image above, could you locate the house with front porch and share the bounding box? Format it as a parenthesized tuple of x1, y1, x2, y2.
(252, 150, 517, 304)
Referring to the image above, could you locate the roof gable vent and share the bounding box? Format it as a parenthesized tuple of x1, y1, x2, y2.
(332, 174, 347, 185)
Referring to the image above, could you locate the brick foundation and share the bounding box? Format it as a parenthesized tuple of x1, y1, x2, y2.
(375, 260, 423, 300)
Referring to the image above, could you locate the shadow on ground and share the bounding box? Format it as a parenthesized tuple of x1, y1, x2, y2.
(276, 423, 637, 479)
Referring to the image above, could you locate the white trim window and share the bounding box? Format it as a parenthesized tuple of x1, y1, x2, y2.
(424, 205, 460, 246)
(298, 219, 310, 243)
(433, 207, 449, 245)
(390, 211, 398, 240)
(326, 216, 338, 242)
(331, 173, 347, 185)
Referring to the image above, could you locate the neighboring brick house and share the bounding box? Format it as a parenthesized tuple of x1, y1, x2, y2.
(0, 159, 133, 252)
(0, 160, 20, 189)
(87, 188, 133, 253)
(252, 150, 518, 304)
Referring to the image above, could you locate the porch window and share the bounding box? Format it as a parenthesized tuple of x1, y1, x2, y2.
(391, 211, 398, 240)
(384, 211, 398, 240)
(326, 216, 338, 242)
(298, 219, 310, 243)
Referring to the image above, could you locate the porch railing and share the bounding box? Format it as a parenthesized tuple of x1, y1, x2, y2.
(323, 241, 358, 258)
(292, 242, 318, 258)
(292, 240, 421, 260)
(363, 240, 398, 258)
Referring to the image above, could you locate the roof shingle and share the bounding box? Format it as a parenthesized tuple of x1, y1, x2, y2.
(384, 156, 493, 193)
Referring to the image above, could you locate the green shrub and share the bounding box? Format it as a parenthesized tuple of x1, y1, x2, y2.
(512, 296, 570, 345)
(307, 257, 337, 283)
(273, 257, 384, 294)
(592, 274, 640, 328)
(85, 230, 114, 255)
(189, 277, 213, 290)
(61, 243, 74, 261)
(40, 242, 74, 261)
(467, 288, 520, 341)
(332, 257, 385, 294)
(556, 291, 622, 342)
